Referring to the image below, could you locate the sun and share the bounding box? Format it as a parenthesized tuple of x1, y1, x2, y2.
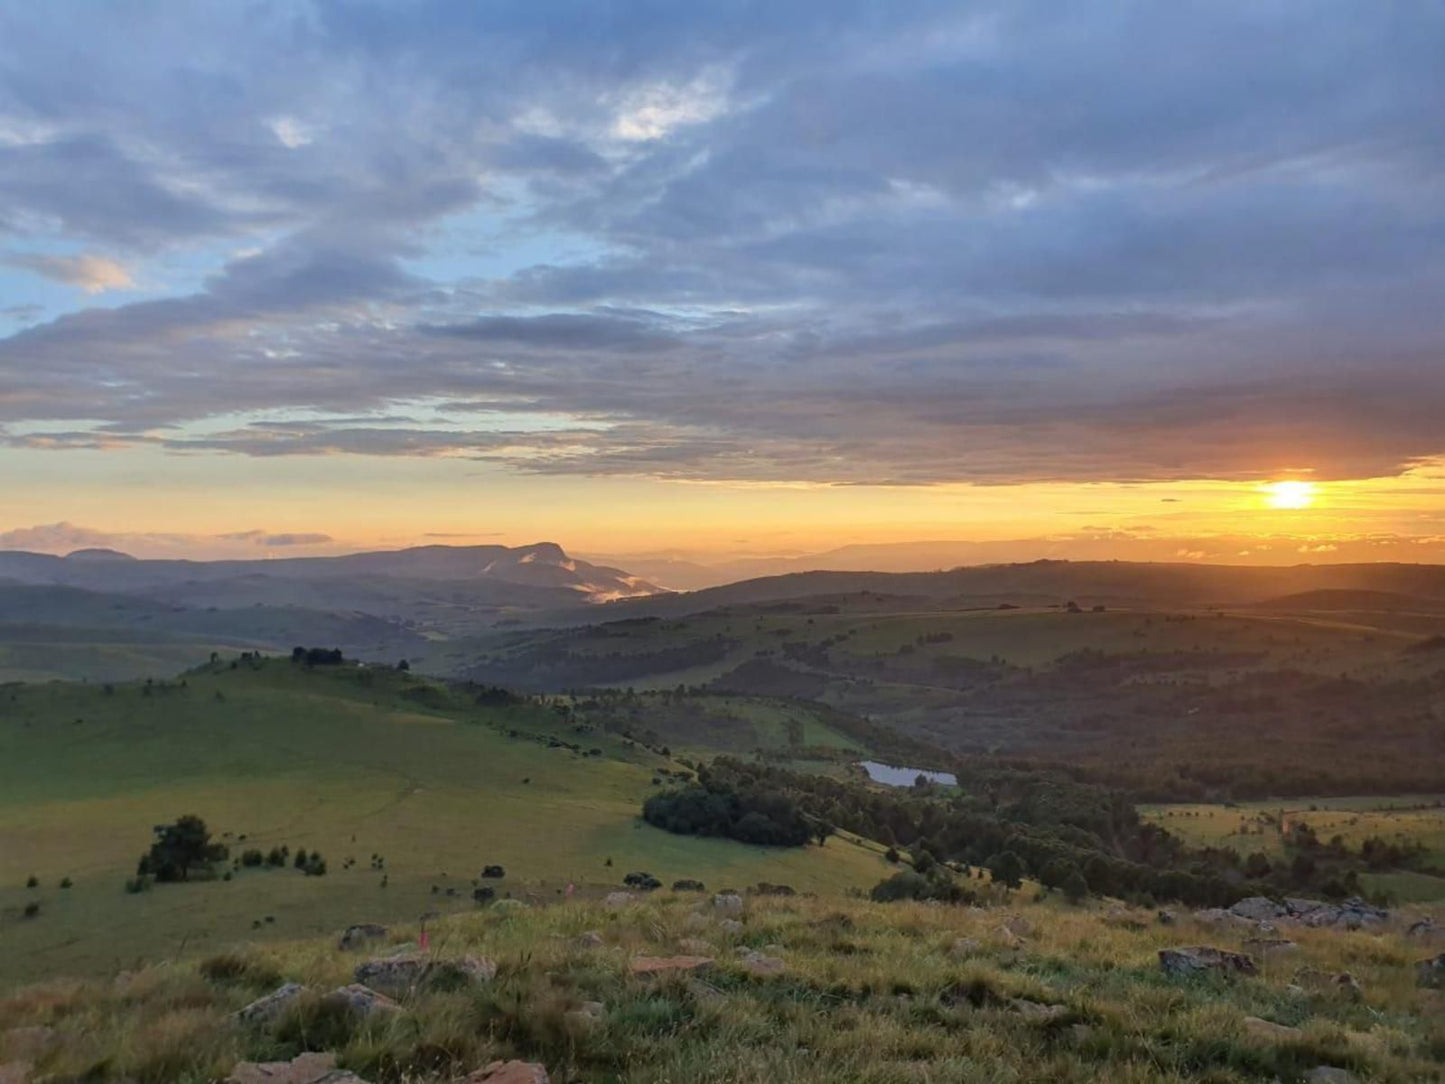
(1263, 480, 1317, 510)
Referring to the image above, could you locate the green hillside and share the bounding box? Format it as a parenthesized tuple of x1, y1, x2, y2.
(0, 660, 889, 984)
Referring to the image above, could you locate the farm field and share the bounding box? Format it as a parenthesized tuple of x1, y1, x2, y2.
(0, 660, 891, 985)
(1141, 796, 1445, 902)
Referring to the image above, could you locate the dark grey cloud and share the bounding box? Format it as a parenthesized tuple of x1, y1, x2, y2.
(1, 1, 1443, 485)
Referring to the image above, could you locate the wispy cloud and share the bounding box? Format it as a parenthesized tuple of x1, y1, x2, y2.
(3, 252, 134, 293)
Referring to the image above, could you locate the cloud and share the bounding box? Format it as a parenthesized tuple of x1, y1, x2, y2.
(3, 252, 134, 292)
(0, 2, 1443, 486)
(0, 522, 334, 558)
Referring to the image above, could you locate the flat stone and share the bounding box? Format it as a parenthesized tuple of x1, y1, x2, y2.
(1229, 897, 1285, 922)
(1242, 937, 1300, 957)
(233, 982, 307, 1026)
(338, 924, 388, 951)
(1009, 998, 1067, 1021)
(1159, 946, 1258, 978)
(226, 1052, 369, 1084)
(740, 950, 785, 976)
(1242, 1016, 1301, 1041)
(461, 1061, 550, 1084)
(354, 954, 427, 997)
(628, 954, 714, 975)
(326, 983, 401, 1018)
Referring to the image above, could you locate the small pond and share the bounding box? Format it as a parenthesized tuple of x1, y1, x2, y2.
(858, 760, 958, 787)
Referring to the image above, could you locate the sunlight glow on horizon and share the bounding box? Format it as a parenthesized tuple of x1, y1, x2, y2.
(1262, 480, 1318, 510)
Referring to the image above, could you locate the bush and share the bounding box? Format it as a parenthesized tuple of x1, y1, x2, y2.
(753, 882, 796, 896)
(22, 902, 40, 918)
(59, 876, 72, 889)
(870, 869, 975, 904)
(294, 848, 309, 870)
(472, 886, 496, 904)
(623, 871, 662, 890)
(672, 879, 706, 892)
(265, 846, 287, 868)
(25, 875, 38, 889)
(125, 875, 152, 894)
(241, 849, 263, 868)
(481, 865, 506, 878)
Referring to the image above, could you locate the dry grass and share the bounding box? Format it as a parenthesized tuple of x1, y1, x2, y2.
(2, 892, 1441, 1082)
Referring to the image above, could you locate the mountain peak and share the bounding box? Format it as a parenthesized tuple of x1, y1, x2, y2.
(63, 548, 136, 562)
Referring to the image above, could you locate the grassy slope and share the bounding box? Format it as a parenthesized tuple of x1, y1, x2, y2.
(1, 891, 1440, 1083)
(0, 662, 887, 984)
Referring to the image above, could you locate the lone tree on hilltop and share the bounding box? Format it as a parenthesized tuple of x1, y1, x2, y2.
(137, 815, 229, 883)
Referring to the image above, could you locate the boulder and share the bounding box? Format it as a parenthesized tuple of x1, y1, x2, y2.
(354, 953, 495, 997)
(576, 930, 605, 948)
(1304, 1069, 1360, 1084)
(234, 982, 307, 1026)
(1192, 908, 1254, 928)
(325, 983, 401, 1018)
(1156, 909, 1177, 926)
(461, 1061, 550, 1084)
(604, 891, 636, 909)
(628, 955, 714, 975)
(1241, 1016, 1301, 1041)
(337, 924, 388, 951)
(713, 892, 744, 915)
(1406, 918, 1436, 940)
(563, 1001, 605, 1038)
(1416, 952, 1445, 988)
(1229, 897, 1285, 922)
(227, 1052, 369, 1084)
(1158, 946, 1258, 978)
(1002, 914, 1032, 937)
(718, 918, 744, 935)
(678, 938, 713, 955)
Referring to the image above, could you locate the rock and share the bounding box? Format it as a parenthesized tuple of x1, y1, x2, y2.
(0, 1064, 30, 1084)
(713, 892, 744, 915)
(1009, 998, 1068, 1021)
(1416, 952, 1445, 988)
(1241, 1016, 1301, 1041)
(1229, 897, 1285, 922)
(576, 930, 605, 948)
(604, 891, 635, 909)
(997, 925, 1024, 949)
(948, 937, 982, 959)
(718, 918, 744, 935)
(1192, 908, 1254, 928)
(683, 912, 711, 931)
(325, 983, 401, 1018)
(1333, 972, 1363, 1000)
(234, 982, 307, 1026)
(337, 923, 388, 951)
(354, 954, 427, 997)
(678, 938, 713, 955)
(0, 1029, 54, 1062)
(1156, 909, 1177, 926)
(672, 879, 706, 892)
(226, 1052, 368, 1084)
(740, 950, 785, 976)
(1242, 937, 1300, 957)
(1304, 1068, 1360, 1084)
(1002, 914, 1032, 937)
(628, 955, 714, 975)
(1158, 946, 1258, 978)
(461, 1061, 550, 1084)
(1406, 917, 1436, 939)
(562, 1001, 605, 1038)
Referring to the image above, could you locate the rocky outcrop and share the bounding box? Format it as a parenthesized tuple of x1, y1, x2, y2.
(1228, 896, 1386, 929)
(353, 954, 495, 998)
(604, 891, 635, 909)
(740, 950, 784, 976)
(1159, 946, 1258, 978)
(713, 892, 744, 916)
(1241, 937, 1299, 957)
(234, 982, 306, 1026)
(325, 984, 401, 1018)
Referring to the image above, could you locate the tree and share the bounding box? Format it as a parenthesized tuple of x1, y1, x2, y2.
(814, 821, 836, 847)
(986, 850, 1025, 890)
(1062, 868, 1089, 903)
(137, 815, 228, 883)
(397, 659, 410, 672)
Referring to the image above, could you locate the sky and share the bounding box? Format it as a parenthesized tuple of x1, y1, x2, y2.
(2, 1, 1444, 566)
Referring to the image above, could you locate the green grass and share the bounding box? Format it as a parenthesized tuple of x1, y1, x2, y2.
(0, 661, 889, 984)
(1141, 797, 1445, 901)
(3, 890, 1440, 1082)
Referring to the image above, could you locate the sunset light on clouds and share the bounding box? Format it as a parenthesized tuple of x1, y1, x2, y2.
(2, 3, 1444, 568)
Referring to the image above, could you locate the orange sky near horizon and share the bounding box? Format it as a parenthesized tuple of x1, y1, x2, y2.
(5, 444, 1444, 564)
